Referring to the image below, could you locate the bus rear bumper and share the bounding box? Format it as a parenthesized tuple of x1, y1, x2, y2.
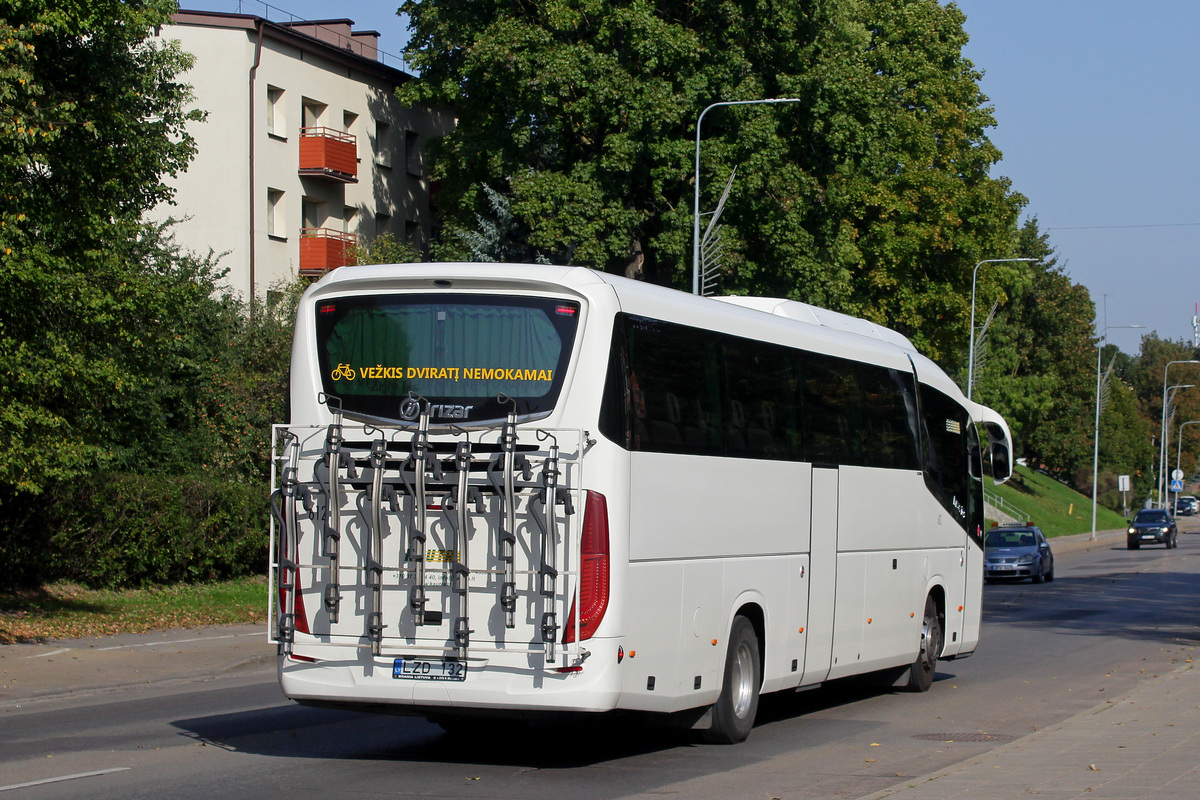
(278, 641, 622, 714)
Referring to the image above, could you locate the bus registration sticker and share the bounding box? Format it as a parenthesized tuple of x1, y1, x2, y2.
(393, 658, 467, 681)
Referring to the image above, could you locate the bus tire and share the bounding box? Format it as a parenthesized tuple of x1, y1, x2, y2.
(702, 616, 761, 744)
(906, 595, 942, 693)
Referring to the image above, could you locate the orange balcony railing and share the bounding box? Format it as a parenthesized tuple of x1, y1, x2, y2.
(299, 127, 358, 182)
(299, 228, 356, 276)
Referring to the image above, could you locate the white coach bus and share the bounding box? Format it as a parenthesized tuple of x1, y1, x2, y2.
(269, 263, 1012, 743)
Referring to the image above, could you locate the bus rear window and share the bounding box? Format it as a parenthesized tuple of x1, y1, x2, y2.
(315, 294, 579, 424)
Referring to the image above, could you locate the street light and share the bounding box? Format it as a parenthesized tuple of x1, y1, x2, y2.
(1174, 419, 1200, 511)
(1160, 360, 1200, 507)
(966, 258, 1037, 399)
(692, 98, 801, 296)
(1090, 323, 1144, 539)
(1162, 383, 1196, 506)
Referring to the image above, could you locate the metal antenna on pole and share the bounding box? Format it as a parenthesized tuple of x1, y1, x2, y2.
(699, 166, 737, 297)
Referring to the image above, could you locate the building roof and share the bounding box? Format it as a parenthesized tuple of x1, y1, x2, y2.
(171, 9, 413, 84)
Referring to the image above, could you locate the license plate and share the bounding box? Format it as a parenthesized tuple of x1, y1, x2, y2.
(1142, 534, 1156, 540)
(393, 658, 467, 681)
(992, 564, 1014, 571)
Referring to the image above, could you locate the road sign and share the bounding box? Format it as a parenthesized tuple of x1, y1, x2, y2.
(1170, 479, 1184, 492)
(1118, 475, 1131, 492)
(1172, 469, 1184, 481)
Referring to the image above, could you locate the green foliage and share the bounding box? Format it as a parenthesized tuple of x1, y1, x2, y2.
(1, 0, 203, 255)
(43, 473, 266, 588)
(347, 232, 422, 266)
(1, 0, 207, 494)
(970, 218, 1097, 483)
(400, 0, 1023, 360)
(456, 185, 553, 264)
(990, 465, 1128, 538)
(0, 2, 299, 588)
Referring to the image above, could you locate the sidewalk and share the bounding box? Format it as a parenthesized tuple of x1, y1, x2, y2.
(0, 623, 272, 706)
(857, 525, 1200, 800)
(859, 659, 1200, 800)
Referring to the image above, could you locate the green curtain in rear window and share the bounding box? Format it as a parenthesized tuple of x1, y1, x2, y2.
(324, 304, 562, 399)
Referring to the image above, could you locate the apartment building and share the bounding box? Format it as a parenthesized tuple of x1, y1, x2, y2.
(155, 10, 453, 300)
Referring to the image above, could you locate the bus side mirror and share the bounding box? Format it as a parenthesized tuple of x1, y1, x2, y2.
(990, 441, 1011, 484)
(982, 421, 1012, 484)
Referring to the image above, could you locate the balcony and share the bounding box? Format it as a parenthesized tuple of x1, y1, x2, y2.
(298, 127, 358, 183)
(299, 228, 356, 276)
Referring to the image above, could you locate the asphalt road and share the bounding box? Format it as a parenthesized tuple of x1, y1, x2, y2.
(3, 519, 1199, 800)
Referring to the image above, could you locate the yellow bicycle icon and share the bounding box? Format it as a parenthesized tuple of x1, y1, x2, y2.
(331, 363, 355, 381)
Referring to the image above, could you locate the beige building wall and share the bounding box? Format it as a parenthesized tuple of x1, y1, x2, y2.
(153, 11, 454, 301)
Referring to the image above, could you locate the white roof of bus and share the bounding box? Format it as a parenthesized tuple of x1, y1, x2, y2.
(309, 262, 989, 415)
(712, 295, 918, 352)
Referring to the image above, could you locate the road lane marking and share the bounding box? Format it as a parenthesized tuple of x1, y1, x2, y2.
(22, 649, 69, 660)
(0, 767, 130, 792)
(93, 632, 261, 652)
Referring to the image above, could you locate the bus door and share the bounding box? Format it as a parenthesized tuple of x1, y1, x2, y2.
(801, 465, 838, 685)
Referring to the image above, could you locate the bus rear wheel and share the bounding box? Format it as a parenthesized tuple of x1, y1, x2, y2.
(703, 616, 761, 744)
(906, 595, 942, 693)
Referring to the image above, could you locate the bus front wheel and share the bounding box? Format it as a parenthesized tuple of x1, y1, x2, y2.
(906, 595, 942, 693)
(703, 616, 761, 744)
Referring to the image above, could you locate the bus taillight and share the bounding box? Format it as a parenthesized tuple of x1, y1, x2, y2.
(563, 490, 609, 643)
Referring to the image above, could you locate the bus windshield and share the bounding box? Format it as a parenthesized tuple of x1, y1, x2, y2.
(314, 293, 580, 424)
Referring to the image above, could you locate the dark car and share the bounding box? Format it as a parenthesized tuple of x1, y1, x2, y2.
(1127, 509, 1178, 549)
(984, 525, 1055, 583)
(1174, 495, 1197, 516)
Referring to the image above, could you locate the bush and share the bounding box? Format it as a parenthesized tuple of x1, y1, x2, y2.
(18, 473, 269, 589)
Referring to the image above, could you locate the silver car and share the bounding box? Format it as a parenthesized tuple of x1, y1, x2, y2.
(984, 525, 1055, 584)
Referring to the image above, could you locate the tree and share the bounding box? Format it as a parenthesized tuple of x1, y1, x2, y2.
(347, 232, 422, 265)
(399, 0, 1023, 361)
(0, 0, 206, 495)
(1125, 333, 1200, 502)
(970, 218, 1096, 482)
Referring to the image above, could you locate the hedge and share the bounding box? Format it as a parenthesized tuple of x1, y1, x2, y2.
(1, 473, 268, 589)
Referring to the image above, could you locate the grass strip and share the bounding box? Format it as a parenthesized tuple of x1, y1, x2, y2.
(0, 576, 267, 644)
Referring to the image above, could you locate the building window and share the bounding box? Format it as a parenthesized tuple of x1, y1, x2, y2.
(267, 86, 285, 138)
(405, 219, 421, 248)
(375, 212, 391, 237)
(374, 120, 391, 167)
(343, 205, 358, 235)
(343, 110, 358, 135)
(303, 198, 323, 231)
(405, 130, 421, 177)
(267, 188, 285, 238)
(302, 98, 326, 131)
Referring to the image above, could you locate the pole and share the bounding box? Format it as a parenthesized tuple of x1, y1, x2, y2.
(1159, 362, 1200, 508)
(1090, 319, 1143, 539)
(967, 258, 1036, 399)
(693, 98, 801, 296)
(1175, 420, 1200, 512)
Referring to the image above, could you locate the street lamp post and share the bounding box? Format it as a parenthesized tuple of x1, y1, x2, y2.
(1162, 384, 1196, 506)
(692, 98, 801, 296)
(967, 258, 1037, 399)
(1160, 361, 1200, 507)
(1174, 419, 1200, 512)
(1090, 323, 1143, 539)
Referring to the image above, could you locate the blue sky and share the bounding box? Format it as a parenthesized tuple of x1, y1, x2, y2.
(184, 1, 1198, 355)
(955, 0, 1200, 355)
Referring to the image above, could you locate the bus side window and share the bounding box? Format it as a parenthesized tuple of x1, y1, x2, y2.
(599, 318, 632, 449)
(800, 352, 862, 465)
(621, 315, 723, 455)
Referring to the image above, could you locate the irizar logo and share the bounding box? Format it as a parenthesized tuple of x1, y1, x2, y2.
(432, 404, 474, 420)
(399, 399, 474, 421)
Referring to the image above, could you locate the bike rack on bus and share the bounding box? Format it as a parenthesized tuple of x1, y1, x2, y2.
(269, 429, 300, 654)
(268, 407, 586, 665)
